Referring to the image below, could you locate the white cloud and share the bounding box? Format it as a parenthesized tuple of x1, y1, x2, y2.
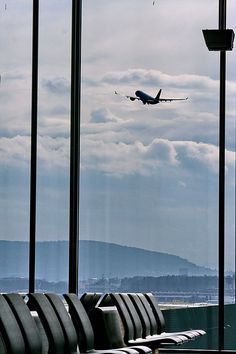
(81, 133, 234, 178)
(90, 108, 122, 123)
(82, 0, 220, 78)
(0, 135, 30, 168)
(101, 68, 236, 100)
(42, 77, 70, 95)
(0, 135, 69, 170)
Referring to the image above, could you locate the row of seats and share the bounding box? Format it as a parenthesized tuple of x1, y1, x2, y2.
(0, 292, 206, 353)
(83, 293, 206, 349)
(81, 293, 206, 350)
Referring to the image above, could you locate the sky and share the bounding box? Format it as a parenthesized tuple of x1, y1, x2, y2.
(0, 0, 235, 271)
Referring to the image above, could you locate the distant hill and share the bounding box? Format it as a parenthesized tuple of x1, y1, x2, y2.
(0, 240, 215, 281)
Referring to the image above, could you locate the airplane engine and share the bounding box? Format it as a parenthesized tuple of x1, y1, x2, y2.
(130, 97, 135, 101)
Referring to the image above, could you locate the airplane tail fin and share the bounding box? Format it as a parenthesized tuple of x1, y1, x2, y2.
(154, 89, 162, 102)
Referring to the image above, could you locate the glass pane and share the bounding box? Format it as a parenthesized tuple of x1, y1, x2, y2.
(225, 0, 236, 349)
(0, 1, 32, 292)
(35, 0, 71, 293)
(79, 0, 220, 350)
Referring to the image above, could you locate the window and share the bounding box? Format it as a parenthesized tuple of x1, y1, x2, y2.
(35, 0, 72, 293)
(79, 0, 220, 301)
(0, 1, 32, 292)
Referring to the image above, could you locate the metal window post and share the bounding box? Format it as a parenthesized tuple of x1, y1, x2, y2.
(218, 0, 226, 350)
(29, 0, 39, 293)
(69, 0, 82, 294)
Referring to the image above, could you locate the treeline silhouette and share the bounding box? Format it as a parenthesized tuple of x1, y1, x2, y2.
(119, 275, 233, 292)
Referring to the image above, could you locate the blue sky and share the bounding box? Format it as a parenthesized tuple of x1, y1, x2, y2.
(0, 0, 235, 270)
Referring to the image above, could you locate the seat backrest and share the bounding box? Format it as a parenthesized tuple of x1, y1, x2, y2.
(45, 293, 78, 354)
(80, 293, 103, 314)
(0, 332, 7, 354)
(4, 293, 42, 354)
(107, 293, 136, 343)
(119, 293, 144, 340)
(28, 293, 65, 354)
(0, 294, 25, 354)
(136, 293, 158, 335)
(128, 293, 152, 337)
(144, 293, 166, 333)
(80, 293, 96, 312)
(95, 293, 111, 308)
(91, 293, 103, 308)
(64, 293, 95, 352)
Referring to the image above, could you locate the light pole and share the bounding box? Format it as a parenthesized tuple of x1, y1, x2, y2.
(203, 0, 234, 350)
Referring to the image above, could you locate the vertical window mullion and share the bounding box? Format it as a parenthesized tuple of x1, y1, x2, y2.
(29, 0, 39, 294)
(69, 0, 82, 294)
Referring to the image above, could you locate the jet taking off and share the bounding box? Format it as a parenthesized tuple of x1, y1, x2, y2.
(115, 89, 188, 105)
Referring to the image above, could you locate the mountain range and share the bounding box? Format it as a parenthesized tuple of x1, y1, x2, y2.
(0, 240, 215, 282)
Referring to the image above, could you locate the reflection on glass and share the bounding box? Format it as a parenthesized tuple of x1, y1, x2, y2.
(0, 1, 32, 292)
(35, 0, 71, 293)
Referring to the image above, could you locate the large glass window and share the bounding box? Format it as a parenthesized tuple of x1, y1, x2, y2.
(224, 0, 236, 349)
(78, 0, 235, 350)
(0, 1, 32, 292)
(79, 0, 219, 297)
(35, 0, 72, 293)
(225, 0, 236, 303)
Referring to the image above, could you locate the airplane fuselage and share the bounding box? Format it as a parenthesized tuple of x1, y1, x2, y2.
(135, 90, 158, 104)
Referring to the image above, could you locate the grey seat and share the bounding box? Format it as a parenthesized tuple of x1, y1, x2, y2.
(64, 293, 144, 354)
(129, 293, 203, 340)
(4, 293, 42, 354)
(45, 293, 79, 353)
(80, 293, 102, 314)
(29, 292, 134, 354)
(28, 293, 73, 354)
(0, 294, 26, 354)
(129, 294, 200, 340)
(143, 293, 206, 337)
(100, 293, 188, 349)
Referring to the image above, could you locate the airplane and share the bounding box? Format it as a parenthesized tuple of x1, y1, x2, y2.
(115, 89, 188, 105)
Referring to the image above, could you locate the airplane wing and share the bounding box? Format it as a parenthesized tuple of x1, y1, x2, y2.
(115, 91, 140, 101)
(159, 97, 188, 102)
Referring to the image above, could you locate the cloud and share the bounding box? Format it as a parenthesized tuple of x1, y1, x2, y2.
(0, 135, 31, 168)
(103, 69, 212, 89)
(145, 138, 179, 166)
(81, 134, 234, 178)
(102, 68, 236, 98)
(0, 135, 69, 170)
(90, 108, 122, 123)
(37, 136, 69, 169)
(42, 77, 70, 95)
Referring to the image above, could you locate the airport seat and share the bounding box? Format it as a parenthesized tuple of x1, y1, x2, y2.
(99, 293, 189, 349)
(47, 293, 125, 354)
(89, 304, 152, 354)
(80, 292, 103, 313)
(29, 292, 139, 354)
(4, 293, 42, 354)
(0, 294, 26, 353)
(28, 292, 72, 354)
(128, 293, 204, 340)
(64, 293, 151, 354)
(143, 293, 205, 337)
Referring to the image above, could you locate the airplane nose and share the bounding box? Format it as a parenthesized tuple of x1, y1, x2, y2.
(135, 90, 140, 96)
